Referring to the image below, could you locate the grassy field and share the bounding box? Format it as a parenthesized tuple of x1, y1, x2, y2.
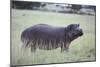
(11, 9, 96, 65)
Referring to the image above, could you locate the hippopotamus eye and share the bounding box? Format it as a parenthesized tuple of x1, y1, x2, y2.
(72, 33, 76, 36)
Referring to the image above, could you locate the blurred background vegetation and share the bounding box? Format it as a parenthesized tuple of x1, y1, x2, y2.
(12, 0, 96, 15)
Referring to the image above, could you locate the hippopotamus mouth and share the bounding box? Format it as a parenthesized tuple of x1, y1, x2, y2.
(78, 29, 83, 36)
(73, 28, 83, 37)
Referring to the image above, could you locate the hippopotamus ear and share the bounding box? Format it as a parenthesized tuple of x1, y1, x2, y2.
(65, 24, 80, 31)
(78, 24, 80, 27)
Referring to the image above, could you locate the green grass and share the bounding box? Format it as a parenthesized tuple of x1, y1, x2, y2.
(11, 9, 96, 65)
